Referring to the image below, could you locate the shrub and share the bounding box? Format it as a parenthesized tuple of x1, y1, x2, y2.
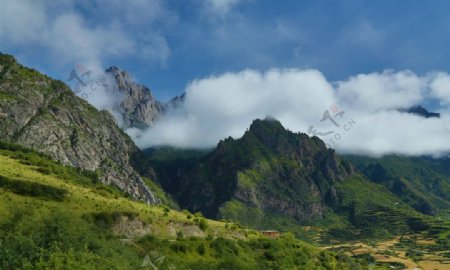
(197, 243, 206, 255)
(198, 219, 208, 231)
(194, 212, 204, 218)
(90, 211, 137, 229)
(163, 207, 170, 216)
(170, 242, 188, 253)
(0, 175, 68, 201)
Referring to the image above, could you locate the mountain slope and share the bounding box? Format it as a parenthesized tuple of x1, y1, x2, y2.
(151, 118, 428, 238)
(0, 53, 159, 204)
(0, 144, 365, 269)
(344, 155, 450, 215)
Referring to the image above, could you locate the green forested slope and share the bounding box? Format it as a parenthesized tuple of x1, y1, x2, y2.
(344, 155, 450, 215)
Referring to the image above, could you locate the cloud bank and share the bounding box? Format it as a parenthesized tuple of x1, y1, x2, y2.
(0, 0, 171, 67)
(127, 69, 450, 157)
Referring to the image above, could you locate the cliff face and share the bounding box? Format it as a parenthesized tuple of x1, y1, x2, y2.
(106, 66, 164, 128)
(0, 54, 159, 204)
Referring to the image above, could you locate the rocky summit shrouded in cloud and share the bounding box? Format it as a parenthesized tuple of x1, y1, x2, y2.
(126, 69, 450, 157)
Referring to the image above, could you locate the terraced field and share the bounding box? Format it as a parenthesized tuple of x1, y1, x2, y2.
(325, 231, 450, 270)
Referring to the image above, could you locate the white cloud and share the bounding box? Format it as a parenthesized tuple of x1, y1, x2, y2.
(336, 70, 425, 112)
(47, 13, 134, 67)
(337, 111, 450, 157)
(72, 69, 126, 125)
(129, 68, 335, 148)
(0, 0, 171, 67)
(201, 0, 245, 17)
(128, 69, 450, 157)
(429, 72, 450, 105)
(0, 0, 47, 44)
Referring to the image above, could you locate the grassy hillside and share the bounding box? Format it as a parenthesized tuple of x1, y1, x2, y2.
(0, 143, 370, 269)
(327, 174, 430, 240)
(344, 155, 450, 215)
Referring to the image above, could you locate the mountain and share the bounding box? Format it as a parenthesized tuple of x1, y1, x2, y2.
(399, 105, 440, 118)
(106, 66, 164, 128)
(0, 142, 365, 269)
(1, 54, 447, 268)
(344, 155, 450, 215)
(150, 118, 429, 239)
(165, 92, 186, 110)
(0, 54, 160, 204)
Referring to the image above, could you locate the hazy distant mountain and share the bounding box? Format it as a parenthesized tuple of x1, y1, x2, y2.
(399, 105, 440, 118)
(165, 92, 186, 111)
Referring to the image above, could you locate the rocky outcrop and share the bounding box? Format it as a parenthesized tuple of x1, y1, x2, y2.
(0, 54, 159, 204)
(106, 66, 164, 128)
(105, 67, 190, 128)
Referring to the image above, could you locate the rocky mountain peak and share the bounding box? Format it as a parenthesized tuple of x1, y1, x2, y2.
(247, 117, 285, 135)
(244, 118, 331, 161)
(105, 66, 164, 128)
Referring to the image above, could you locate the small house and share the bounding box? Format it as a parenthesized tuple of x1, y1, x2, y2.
(261, 230, 280, 238)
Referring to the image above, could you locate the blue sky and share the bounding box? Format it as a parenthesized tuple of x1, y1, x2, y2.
(1, 0, 450, 101)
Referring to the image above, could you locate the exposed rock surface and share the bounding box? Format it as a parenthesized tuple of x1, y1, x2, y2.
(106, 66, 164, 128)
(0, 54, 159, 204)
(112, 215, 152, 238)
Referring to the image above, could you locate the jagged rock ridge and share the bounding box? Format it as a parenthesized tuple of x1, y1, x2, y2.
(106, 66, 164, 128)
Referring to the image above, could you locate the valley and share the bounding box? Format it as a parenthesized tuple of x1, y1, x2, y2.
(0, 53, 449, 269)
